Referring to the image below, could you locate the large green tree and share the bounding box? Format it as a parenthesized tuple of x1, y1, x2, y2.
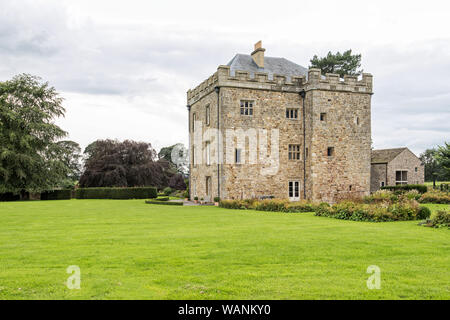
(158, 143, 188, 175)
(310, 49, 363, 78)
(420, 144, 450, 183)
(436, 142, 450, 177)
(0, 74, 78, 195)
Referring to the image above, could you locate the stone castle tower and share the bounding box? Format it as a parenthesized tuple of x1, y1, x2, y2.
(187, 42, 373, 203)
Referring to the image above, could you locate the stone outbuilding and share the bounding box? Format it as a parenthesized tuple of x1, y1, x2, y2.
(370, 147, 424, 192)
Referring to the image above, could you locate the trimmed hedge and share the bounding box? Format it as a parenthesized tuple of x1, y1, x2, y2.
(156, 196, 169, 201)
(381, 184, 427, 194)
(75, 187, 157, 199)
(145, 200, 183, 206)
(41, 189, 72, 200)
(219, 199, 321, 213)
(0, 193, 21, 202)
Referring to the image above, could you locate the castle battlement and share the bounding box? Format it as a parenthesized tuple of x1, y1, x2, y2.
(306, 68, 373, 93)
(187, 65, 373, 105)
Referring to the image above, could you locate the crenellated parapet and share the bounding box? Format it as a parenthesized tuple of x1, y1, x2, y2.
(187, 72, 219, 105)
(305, 68, 373, 94)
(187, 66, 373, 105)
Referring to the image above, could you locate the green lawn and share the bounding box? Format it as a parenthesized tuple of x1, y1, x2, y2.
(424, 181, 450, 187)
(0, 200, 448, 300)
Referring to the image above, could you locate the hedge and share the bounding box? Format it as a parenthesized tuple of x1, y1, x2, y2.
(381, 184, 427, 194)
(156, 196, 169, 201)
(0, 193, 21, 202)
(145, 200, 183, 206)
(315, 200, 431, 222)
(219, 199, 321, 213)
(426, 210, 450, 228)
(41, 189, 72, 200)
(419, 191, 450, 204)
(75, 187, 157, 199)
(219, 197, 431, 222)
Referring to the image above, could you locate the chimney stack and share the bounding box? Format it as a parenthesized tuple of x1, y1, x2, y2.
(251, 40, 265, 68)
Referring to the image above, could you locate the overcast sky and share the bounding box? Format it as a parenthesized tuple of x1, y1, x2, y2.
(1, 0, 449, 155)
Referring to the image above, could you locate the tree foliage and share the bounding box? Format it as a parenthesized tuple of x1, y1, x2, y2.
(436, 142, 450, 177)
(310, 49, 363, 78)
(158, 143, 188, 175)
(79, 139, 183, 189)
(420, 143, 450, 182)
(0, 74, 79, 194)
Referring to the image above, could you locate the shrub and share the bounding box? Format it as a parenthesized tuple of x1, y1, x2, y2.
(41, 189, 72, 200)
(364, 190, 397, 203)
(75, 187, 157, 199)
(254, 199, 289, 212)
(423, 210, 450, 228)
(214, 197, 220, 203)
(194, 196, 198, 201)
(219, 199, 257, 210)
(314, 199, 424, 222)
(183, 190, 189, 199)
(417, 206, 432, 220)
(156, 196, 169, 201)
(163, 187, 173, 196)
(381, 184, 427, 194)
(0, 193, 21, 201)
(285, 200, 319, 213)
(145, 200, 183, 206)
(402, 190, 421, 201)
(419, 190, 450, 204)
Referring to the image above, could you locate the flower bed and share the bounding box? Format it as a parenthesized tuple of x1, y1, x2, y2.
(219, 192, 431, 222)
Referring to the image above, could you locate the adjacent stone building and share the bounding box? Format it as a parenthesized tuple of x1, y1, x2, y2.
(187, 41, 373, 203)
(370, 147, 424, 193)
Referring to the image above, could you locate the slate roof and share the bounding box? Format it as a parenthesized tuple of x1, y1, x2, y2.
(227, 54, 308, 81)
(371, 148, 407, 164)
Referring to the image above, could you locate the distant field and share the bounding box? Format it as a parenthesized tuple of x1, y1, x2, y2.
(0, 200, 448, 300)
(424, 181, 450, 186)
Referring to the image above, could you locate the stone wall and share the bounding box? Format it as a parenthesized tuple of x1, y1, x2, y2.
(386, 149, 424, 186)
(189, 89, 219, 202)
(188, 65, 374, 203)
(308, 90, 372, 202)
(370, 163, 387, 192)
(220, 86, 305, 200)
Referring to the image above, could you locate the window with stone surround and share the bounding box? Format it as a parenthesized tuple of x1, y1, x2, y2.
(380, 181, 385, 187)
(206, 176, 211, 197)
(327, 147, 334, 157)
(192, 112, 196, 132)
(289, 144, 301, 160)
(235, 148, 242, 164)
(395, 171, 408, 185)
(320, 113, 326, 121)
(289, 181, 300, 200)
(240, 100, 254, 116)
(205, 141, 211, 166)
(206, 105, 210, 126)
(286, 108, 299, 119)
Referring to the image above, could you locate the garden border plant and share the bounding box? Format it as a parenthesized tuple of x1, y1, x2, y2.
(219, 190, 432, 222)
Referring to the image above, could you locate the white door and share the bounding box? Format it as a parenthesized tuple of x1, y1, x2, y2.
(289, 181, 300, 201)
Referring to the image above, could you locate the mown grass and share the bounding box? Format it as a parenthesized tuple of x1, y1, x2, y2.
(424, 181, 450, 187)
(0, 200, 448, 300)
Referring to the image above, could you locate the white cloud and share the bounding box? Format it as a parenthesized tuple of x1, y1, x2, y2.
(0, 0, 449, 155)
